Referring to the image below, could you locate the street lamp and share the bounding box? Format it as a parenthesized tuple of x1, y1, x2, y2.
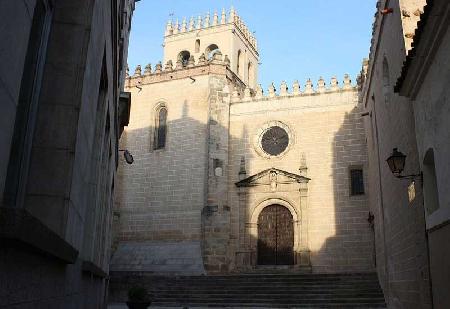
(386, 148, 421, 180)
(119, 149, 134, 164)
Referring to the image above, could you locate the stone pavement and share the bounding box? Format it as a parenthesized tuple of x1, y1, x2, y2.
(108, 305, 287, 309)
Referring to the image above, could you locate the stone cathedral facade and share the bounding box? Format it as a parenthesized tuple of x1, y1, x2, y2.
(111, 8, 374, 275)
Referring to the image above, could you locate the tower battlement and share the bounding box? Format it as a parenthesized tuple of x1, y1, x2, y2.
(232, 75, 358, 103)
(165, 7, 258, 52)
(162, 7, 259, 89)
(125, 51, 246, 90)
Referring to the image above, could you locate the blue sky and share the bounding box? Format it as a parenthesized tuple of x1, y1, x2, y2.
(128, 0, 376, 88)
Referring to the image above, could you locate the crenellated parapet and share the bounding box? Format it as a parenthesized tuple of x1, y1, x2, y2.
(232, 75, 357, 103)
(125, 52, 243, 88)
(165, 7, 258, 52)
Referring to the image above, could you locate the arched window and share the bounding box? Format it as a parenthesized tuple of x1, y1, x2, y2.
(205, 44, 220, 60)
(237, 50, 242, 75)
(154, 106, 167, 150)
(178, 50, 190, 67)
(195, 39, 200, 53)
(382, 57, 390, 104)
(423, 148, 440, 214)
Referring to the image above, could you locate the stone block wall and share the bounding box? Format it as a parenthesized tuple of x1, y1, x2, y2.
(201, 205, 231, 273)
(202, 75, 232, 273)
(115, 76, 211, 244)
(0, 0, 136, 307)
(228, 87, 374, 273)
(360, 1, 431, 307)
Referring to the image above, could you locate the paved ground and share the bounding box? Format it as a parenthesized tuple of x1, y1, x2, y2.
(109, 304, 245, 309)
(108, 304, 289, 309)
(108, 304, 182, 309)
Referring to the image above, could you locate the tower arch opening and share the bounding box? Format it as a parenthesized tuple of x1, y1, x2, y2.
(178, 50, 191, 67)
(248, 61, 254, 85)
(205, 44, 220, 60)
(237, 49, 242, 76)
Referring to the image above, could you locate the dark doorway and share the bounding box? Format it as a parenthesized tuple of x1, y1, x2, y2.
(257, 205, 294, 265)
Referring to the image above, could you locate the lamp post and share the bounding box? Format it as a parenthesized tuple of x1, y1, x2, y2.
(386, 148, 421, 180)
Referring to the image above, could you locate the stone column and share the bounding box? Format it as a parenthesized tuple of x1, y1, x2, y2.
(236, 189, 252, 269)
(247, 222, 258, 266)
(298, 182, 311, 268)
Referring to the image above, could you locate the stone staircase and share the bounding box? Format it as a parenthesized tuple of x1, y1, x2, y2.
(109, 272, 386, 308)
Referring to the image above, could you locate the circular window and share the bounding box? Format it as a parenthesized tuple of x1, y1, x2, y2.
(254, 121, 294, 159)
(261, 126, 289, 156)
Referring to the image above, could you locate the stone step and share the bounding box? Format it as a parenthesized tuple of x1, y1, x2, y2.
(151, 300, 387, 306)
(152, 294, 385, 298)
(154, 294, 383, 300)
(151, 288, 383, 295)
(109, 272, 386, 308)
(149, 284, 381, 289)
(134, 273, 380, 279)
(148, 278, 376, 284)
(150, 302, 387, 308)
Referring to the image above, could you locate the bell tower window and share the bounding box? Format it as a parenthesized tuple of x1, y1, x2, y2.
(205, 44, 220, 60)
(178, 50, 190, 67)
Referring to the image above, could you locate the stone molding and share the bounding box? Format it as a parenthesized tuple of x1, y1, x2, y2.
(235, 167, 310, 188)
(0, 207, 78, 264)
(82, 260, 108, 278)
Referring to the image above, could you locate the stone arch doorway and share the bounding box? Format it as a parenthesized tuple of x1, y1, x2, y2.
(257, 204, 294, 265)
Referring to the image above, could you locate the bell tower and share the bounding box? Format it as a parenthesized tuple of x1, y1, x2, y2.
(163, 7, 259, 89)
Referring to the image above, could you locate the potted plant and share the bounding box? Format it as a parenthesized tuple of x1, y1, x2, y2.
(126, 286, 151, 309)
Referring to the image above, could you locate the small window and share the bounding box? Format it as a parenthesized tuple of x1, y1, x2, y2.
(350, 168, 365, 195)
(237, 50, 242, 75)
(154, 106, 167, 150)
(195, 39, 200, 53)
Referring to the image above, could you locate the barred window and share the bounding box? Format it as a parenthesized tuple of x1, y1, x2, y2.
(350, 169, 365, 195)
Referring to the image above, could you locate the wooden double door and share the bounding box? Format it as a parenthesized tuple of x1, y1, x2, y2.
(257, 205, 294, 265)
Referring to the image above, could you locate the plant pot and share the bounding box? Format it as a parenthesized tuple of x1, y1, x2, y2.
(125, 301, 151, 309)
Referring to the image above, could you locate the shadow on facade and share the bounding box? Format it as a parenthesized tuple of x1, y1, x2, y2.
(317, 106, 375, 273)
(111, 100, 378, 302)
(109, 99, 239, 300)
